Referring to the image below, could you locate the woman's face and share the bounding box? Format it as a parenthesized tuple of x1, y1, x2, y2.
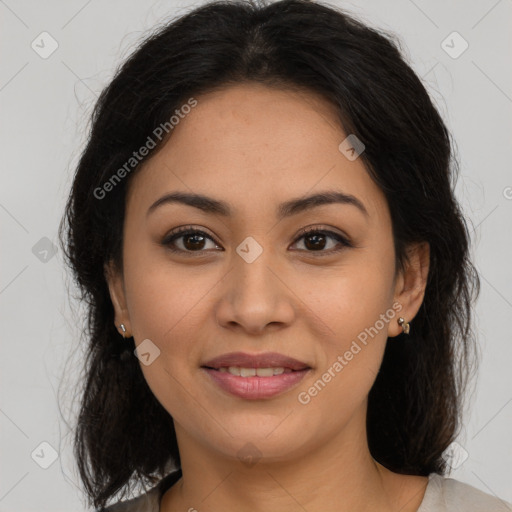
(106, 82, 427, 464)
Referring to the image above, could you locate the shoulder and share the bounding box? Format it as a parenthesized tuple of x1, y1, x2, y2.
(98, 470, 182, 512)
(418, 473, 512, 512)
(99, 486, 160, 512)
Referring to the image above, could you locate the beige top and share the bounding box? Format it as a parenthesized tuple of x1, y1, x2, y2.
(101, 472, 512, 511)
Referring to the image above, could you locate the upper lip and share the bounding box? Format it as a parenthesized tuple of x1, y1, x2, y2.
(201, 351, 311, 371)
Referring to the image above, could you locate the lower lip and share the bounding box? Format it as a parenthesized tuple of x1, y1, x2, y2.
(201, 367, 310, 399)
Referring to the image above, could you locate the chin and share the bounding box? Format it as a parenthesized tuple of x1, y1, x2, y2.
(205, 423, 314, 464)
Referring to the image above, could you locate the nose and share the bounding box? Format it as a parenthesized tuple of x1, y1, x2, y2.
(214, 246, 296, 335)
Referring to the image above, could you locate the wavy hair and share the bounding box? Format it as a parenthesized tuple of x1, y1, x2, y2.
(58, 0, 481, 509)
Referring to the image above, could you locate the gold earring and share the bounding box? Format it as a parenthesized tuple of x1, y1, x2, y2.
(397, 317, 410, 334)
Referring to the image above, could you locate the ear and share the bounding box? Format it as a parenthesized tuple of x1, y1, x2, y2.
(388, 241, 430, 337)
(104, 260, 132, 337)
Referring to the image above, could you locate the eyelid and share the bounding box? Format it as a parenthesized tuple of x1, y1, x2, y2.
(292, 225, 350, 244)
(289, 225, 353, 254)
(161, 224, 352, 254)
(161, 225, 222, 249)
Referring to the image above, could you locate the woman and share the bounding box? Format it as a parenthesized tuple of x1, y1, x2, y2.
(59, 0, 511, 510)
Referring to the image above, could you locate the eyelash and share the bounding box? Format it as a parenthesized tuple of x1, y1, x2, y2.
(161, 225, 353, 256)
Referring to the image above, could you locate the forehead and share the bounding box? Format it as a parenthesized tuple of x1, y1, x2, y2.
(127, 83, 387, 223)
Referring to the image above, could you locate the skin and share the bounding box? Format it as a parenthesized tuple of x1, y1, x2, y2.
(105, 82, 431, 512)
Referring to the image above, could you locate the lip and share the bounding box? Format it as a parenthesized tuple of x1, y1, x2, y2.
(201, 367, 311, 399)
(201, 351, 312, 400)
(201, 351, 310, 371)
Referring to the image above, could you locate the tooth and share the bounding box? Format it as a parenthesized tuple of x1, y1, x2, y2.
(222, 366, 291, 377)
(256, 367, 274, 377)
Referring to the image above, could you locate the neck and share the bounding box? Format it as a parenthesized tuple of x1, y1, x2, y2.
(161, 403, 427, 512)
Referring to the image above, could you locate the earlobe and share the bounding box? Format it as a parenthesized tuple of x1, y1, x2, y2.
(104, 260, 131, 334)
(390, 242, 430, 337)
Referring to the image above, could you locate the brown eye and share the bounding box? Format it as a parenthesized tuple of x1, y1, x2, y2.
(291, 228, 352, 254)
(162, 227, 222, 254)
(161, 225, 352, 256)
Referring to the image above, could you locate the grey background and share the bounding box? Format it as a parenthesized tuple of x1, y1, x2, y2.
(1, 0, 511, 510)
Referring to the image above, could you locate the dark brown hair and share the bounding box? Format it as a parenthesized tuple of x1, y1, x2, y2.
(59, 0, 480, 509)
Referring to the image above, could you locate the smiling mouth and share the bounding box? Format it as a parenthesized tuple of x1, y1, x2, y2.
(202, 366, 304, 377)
(200, 364, 311, 399)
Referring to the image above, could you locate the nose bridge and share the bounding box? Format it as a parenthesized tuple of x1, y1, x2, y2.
(232, 237, 279, 306)
(216, 236, 294, 332)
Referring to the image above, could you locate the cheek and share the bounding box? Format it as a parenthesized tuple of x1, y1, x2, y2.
(295, 256, 395, 344)
(293, 254, 395, 394)
(123, 257, 212, 425)
(294, 282, 390, 428)
(123, 240, 212, 342)
(121, 244, 219, 389)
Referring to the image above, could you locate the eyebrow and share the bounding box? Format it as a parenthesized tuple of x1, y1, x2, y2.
(147, 190, 369, 220)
